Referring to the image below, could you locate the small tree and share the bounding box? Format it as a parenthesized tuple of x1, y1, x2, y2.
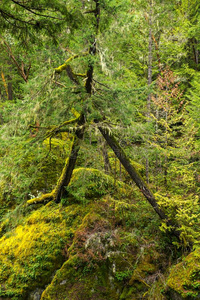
(22, 1, 181, 240)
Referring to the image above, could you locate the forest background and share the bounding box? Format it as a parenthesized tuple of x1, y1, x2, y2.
(0, 0, 200, 299)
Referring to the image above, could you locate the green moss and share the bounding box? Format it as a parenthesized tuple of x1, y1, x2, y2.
(0, 167, 170, 300)
(0, 201, 88, 299)
(167, 247, 200, 298)
(129, 260, 156, 285)
(40, 193, 167, 300)
(41, 255, 120, 300)
(66, 167, 129, 203)
(40, 198, 135, 299)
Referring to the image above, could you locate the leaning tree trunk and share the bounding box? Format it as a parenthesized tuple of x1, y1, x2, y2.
(97, 124, 180, 239)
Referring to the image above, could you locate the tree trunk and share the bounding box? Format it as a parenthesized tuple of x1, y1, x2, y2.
(53, 0, 100, 203)
(98, 124, 180, 239)
(99, 137, 112, 174)
(27, 0, 100, 206)
(145, 0, 153, 184)
(147, 0, 153, 120)
(54, 115, 85, 203)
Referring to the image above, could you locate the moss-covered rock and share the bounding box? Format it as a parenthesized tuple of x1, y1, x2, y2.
(65, 167, 129, 203)
(41, 255, 120, 300)
(0, 201, 88, 299)
(0, 167, 169, 300)
(166, 248, 200, 299)
(40, 191, 166, 300)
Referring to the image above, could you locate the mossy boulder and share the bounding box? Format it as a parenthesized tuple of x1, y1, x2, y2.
(40, 193, 165, 300)
(0, 167, 168, 300)
(65, 167, 131, 203)
(0, 202, 89, 299)
(41, 255, 120, 300)
(166, 248, 200, 299)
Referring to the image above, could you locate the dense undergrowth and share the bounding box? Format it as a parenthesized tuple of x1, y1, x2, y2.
(0, 1, 200, 299)
(0, 168, 161, 299)
(0, 167, 199, 300)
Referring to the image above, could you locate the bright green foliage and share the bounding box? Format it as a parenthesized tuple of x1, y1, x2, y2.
(188, 72, 200, 136)
(148, 67, 200, 245)
(157, 193, 200, 246)
(0, 0, 199, 299)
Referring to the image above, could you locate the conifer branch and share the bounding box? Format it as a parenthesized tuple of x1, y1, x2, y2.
(10, 0, 65, 20)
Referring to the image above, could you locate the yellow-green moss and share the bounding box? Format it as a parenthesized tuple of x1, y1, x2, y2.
(0, 167, 169, 300)
(167, 248, 200, 298)
(54, 53, 88, 73)
(40, 206, 121, 300)
(0, 201, 88, 299)
(26, 192, 54, 205)
(40, 195, 165, 300)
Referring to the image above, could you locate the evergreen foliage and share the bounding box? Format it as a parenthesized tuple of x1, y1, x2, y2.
(0, 0, 200, 299)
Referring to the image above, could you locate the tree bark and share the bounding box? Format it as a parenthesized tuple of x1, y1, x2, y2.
(54, 114, 85, 203)
(97, 124, 180, 239)
(145, 0, 153, 184)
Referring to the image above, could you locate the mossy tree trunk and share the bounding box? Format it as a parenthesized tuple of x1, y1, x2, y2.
(53, 0, 100, 202)
(27, 1, 99, 206)
(54, 114, 85, 203)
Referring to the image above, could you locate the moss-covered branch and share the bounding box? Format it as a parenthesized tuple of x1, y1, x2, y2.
(55, 52, 88, 74)
(75, 73, 87, 77)
(45, 116, 80, 138)
(27, 192, 54, 205)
